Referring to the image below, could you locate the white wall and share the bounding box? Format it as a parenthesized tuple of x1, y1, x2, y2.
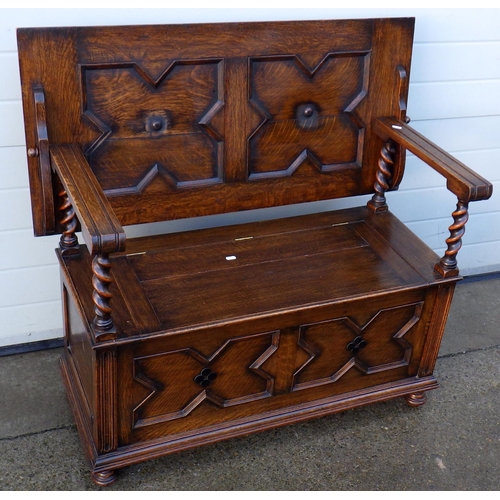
(1, 7, 499, 348)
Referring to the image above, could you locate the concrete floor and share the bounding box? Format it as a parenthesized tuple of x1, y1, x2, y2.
(1, 277, 499, 491)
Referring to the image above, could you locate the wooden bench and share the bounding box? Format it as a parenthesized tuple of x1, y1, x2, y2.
(17, 18, 492, 486)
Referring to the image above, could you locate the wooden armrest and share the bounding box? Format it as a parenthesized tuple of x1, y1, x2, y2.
(50, 144, 126, 255)
(373, 117, 493, 202)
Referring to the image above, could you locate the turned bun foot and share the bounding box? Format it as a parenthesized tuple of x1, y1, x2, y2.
(404, 391, 427, 407)
(92, 470, 117, 487)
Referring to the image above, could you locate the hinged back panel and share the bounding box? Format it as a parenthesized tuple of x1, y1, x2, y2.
(18, 18, 414, 235)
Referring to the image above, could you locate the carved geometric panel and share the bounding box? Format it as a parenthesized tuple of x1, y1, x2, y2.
(248, 52, 369, 179)
(131, 330, 279, 428)
(81, 60, 224, 196)
(293, 302, 423, 391)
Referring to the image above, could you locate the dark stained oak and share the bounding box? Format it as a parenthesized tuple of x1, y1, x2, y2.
(18, 18, 415, 232)
(372, 117, 493, 202)
(404, 392, 428, 408)
(50, 144, 126, 256)
(17, 17, 492, 484)
(372, 117, 492, 277)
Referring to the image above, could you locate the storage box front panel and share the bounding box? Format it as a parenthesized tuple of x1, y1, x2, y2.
(117, 289, 432, 446)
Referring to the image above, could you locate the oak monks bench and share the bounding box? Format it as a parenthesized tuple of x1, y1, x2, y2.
(17, 18, 492, 485)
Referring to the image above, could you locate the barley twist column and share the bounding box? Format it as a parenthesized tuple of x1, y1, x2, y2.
(58, 188, 79, 256)
(92, 253, 115, 337)
(367, 139, 396, 213)
(435, 200, 469, 277)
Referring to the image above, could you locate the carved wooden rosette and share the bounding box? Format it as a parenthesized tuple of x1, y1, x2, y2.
(367, 139, 396, 213)
(92, 253, 116, 339)
(58, 188, 80, 256)
(434, 200, 469, 278)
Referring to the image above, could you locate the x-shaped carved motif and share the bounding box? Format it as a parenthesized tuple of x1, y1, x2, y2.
(249, 52, 369, 177)
(133, 331, 279, 426)
(81, 60, 224, 192)
(294, 303, 423, 391)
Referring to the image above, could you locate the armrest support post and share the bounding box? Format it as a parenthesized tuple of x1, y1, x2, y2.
(434, 200, 469, 278)
(92, 253, 116, 341)
(367, 139, 396, 213)
(57, 186, 80, 257)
